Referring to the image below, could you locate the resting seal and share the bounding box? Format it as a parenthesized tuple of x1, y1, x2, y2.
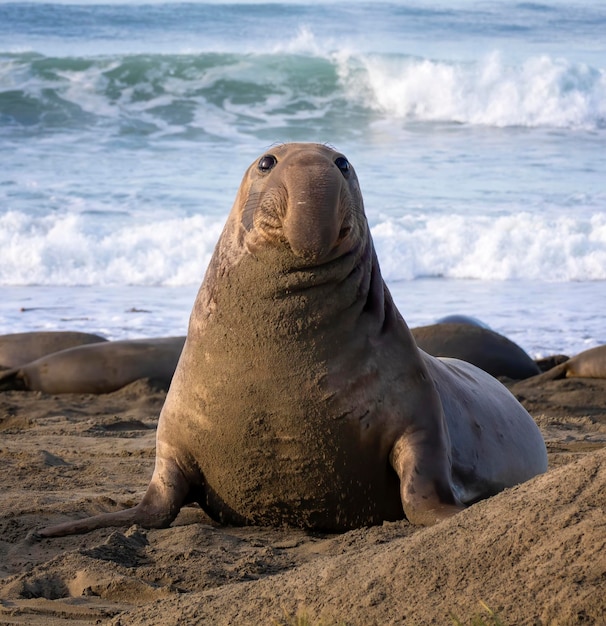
(411, 323, 540, 380)
(34, 143, 547, 538)
(529, 345, 606, 381)
(435, 314, 490, 328)
(0, 337, 185, 394)
(0, 331, 107, 369)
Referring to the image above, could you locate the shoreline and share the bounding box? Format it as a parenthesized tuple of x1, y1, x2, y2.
(1, 280, 604, 357)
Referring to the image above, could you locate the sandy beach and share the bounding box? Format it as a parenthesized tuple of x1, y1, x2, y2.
(0, 369, 605, 626)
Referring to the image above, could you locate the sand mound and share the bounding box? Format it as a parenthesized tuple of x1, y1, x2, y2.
(104, 448, 606, 626)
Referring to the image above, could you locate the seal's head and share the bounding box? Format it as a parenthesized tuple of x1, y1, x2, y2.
(236, 143, 365, 265)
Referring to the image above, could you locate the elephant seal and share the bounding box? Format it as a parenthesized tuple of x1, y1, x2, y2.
(534, 354, 569, 373)
(435, 314, 490, 329)
(0, 337, 185, 394)
(33, 143, 546, 538)
(0, 331, 107, 369)
(529, 345, 606, 381)
(411, 323, 540, 380)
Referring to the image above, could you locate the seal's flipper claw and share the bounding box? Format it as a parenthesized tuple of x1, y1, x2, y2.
(25, 530, 43, 543)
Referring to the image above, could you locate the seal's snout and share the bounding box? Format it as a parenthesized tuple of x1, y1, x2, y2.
(243, 144, 360, 263)
(280, 152, 351, 263)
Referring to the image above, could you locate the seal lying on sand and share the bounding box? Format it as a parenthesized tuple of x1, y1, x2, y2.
(435, 314, 490, 328)
(33, 143, 547, 537)
(0, 337, 185, 394)
(411, 323, 540, 380)
(0, 331, 107, 369)
(529, 345, 606, 381)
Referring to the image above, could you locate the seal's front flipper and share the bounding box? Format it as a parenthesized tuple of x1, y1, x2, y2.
(390, 433, 464, 526)
(32, 457, 191, 539)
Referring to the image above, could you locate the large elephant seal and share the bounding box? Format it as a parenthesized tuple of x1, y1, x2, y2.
(411, 323, 540, 380)
(33, 143, 547, 538)
(0, 337, 185, 394)
(529, 345, 606, 382)
(0, 331, 107, 369)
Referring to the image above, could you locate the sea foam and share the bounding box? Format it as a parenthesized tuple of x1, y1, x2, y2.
(2, 209, 605, 286)
(340, 51, 606, 130)
(0, 211, 223, 286)
(373, 211, 606, 282)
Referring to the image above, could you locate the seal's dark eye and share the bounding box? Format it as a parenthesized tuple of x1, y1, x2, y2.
(258, 154, 277, 172)
(334, 156, 350, 177)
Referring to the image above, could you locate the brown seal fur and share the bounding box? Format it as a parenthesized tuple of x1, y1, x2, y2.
(435, 314, 490, 328)
(411, 323, 540, 380)
(528, 345, 606, 382)
(0, 331, 107, 369)
(0, 337, 185, 394)
(534, 354, 569, 373)
(33, 143, 547, 538)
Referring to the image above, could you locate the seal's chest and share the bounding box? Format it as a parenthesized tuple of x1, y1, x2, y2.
(198, 405, 403, 530)
(189, 290, 403, 528)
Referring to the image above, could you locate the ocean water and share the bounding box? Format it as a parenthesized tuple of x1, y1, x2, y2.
(1, 0, 605, 358)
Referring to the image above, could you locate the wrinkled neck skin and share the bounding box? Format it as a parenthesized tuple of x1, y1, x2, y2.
(190, 212, 393, 349)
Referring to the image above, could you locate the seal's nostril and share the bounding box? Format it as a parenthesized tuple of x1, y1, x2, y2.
(338, 226, 351, 241)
